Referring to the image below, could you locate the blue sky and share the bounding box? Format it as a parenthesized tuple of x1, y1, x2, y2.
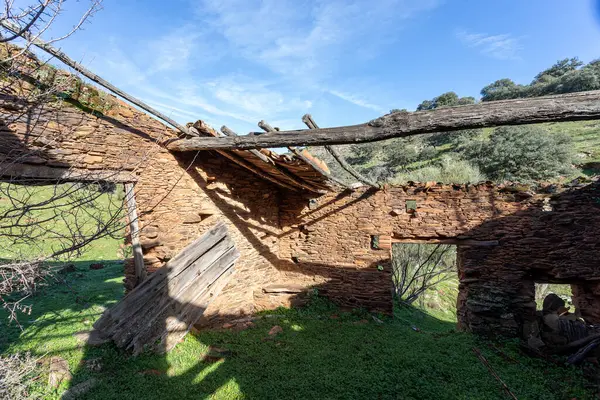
(38, 0, 600, 134)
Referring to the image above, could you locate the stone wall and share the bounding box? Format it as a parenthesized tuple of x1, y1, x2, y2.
(3, 84, 599, 337)
(1, 97, 284, 322)
(277, 182, 600, 336)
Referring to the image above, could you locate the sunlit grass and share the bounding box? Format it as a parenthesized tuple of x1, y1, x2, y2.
(1, 261, 595, 399)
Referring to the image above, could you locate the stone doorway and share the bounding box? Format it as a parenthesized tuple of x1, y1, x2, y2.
(391, 242, 458, 318)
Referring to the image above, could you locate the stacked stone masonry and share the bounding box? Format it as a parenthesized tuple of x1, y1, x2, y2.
(2, 90, 599, 337)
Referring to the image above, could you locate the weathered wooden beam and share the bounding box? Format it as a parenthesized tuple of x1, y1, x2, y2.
(257, 120, 351, 189)
(124, 183, 146, 285)
(221, 126, 272, 164)
(94, 223, 231, 334)
(391, 238, 499, 246)
(0, 163, 137, 183)
(167, 90, 600, 150)
(302, 114, 378, 188)
(93, 222, 239, 354)
(211, 146, 301, 192)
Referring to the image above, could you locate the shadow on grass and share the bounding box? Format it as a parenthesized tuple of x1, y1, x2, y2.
(62, 296, 593, 399)
(0, 259, 124, 355)
(1, 262, 596, 399)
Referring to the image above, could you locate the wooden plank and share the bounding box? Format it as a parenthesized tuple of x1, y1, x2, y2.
(108, 237, 235, 344)
(161, 266, 236, 353)
(93, 223, 240, 354)
(391, 238, 499, 246)
(93, 223, 229, 332)
(0, 163, 137, 183)
(167, 90, 600, 150)
(256, 120, 351, 189)
(129, 252, 238, 354)
(187, 124, 301, 192)
(125, 183, 146, 285)
(221, 125, 327, 193)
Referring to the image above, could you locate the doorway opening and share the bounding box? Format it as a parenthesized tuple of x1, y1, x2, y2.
(391, 242, 458, 321)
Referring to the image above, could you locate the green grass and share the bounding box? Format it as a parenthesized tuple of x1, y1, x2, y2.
(1, 262, 596, 400)
(0, 183, 125, 261)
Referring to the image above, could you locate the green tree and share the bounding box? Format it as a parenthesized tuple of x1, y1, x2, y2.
(480, 78, 525, 101)
(416, 91, 475, 111)
(482, 58, 600, 101)
(460, 125, 574, 182)
(531, 58, 583, 84)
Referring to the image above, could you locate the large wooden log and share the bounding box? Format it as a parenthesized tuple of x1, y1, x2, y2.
(167, 90, 600, 151)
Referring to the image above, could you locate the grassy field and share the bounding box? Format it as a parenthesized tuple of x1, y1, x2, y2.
(1, 258, 596, 400)
(0, 182, 125, 261)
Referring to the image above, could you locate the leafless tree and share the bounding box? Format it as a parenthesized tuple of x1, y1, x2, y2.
(0, 1, 132, 325)
(392, 243, 457, 304)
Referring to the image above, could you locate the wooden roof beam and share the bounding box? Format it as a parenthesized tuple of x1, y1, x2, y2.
(220, 125, 327, 194)
(302, 114, 378, 188)
(257, 120, 352, 189)
(187, 126, 300, 192)
(167, 90, 600, 151)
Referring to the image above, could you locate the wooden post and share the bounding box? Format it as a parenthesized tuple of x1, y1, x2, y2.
(125, 183, 146, 285)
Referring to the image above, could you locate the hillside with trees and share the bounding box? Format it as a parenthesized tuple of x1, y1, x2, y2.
(310, 58, 600, 185)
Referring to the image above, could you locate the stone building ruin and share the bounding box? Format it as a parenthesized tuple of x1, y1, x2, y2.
(2, 60, 600, 340)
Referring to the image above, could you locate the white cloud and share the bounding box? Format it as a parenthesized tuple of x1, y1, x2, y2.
(456, 29, 522, 60)
(197, 0, 439, 79)
(207, 75, 313, 116)
(145, 26, 225, 74)
(326, 89, 384, 112)
(87, 1, 439, 131)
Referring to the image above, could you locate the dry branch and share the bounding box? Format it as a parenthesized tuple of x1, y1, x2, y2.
(0, 19, 192, 137)
(473, 347, 518, 400)
(168, 90, 600, 150)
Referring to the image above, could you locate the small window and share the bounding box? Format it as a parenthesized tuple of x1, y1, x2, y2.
(406, 199, 417, 213)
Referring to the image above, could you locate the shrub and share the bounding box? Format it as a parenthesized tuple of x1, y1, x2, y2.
(460, 125, 574, 182)
(391, 155, 485, 184)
